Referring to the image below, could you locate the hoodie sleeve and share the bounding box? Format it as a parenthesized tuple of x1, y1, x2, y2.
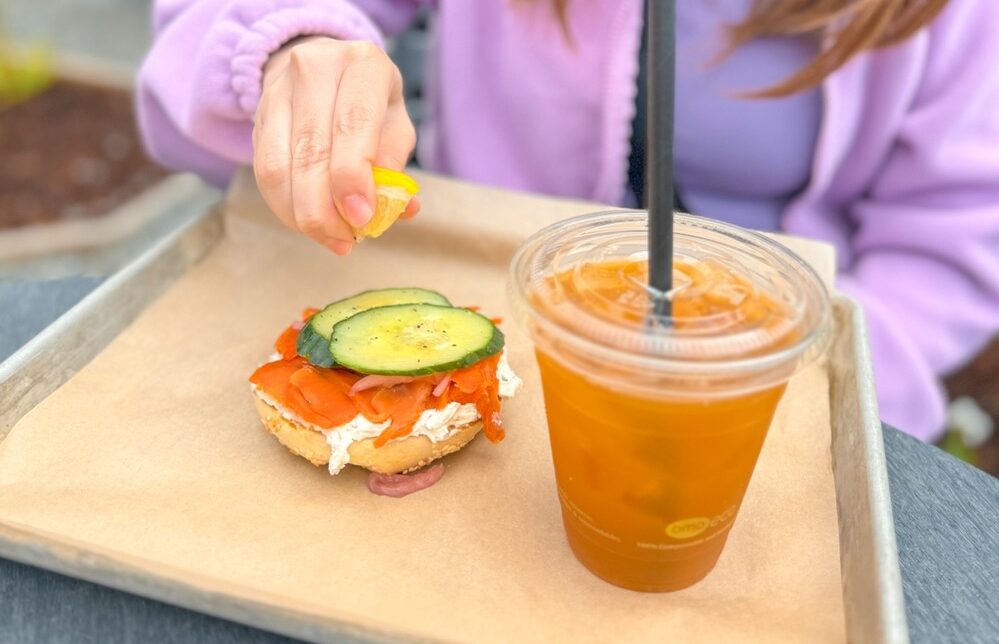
(136, 0, 430, 186)
(837, 0, 999, 440)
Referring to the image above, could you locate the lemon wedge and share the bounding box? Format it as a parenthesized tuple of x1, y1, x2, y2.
(353, 167, 420, 241)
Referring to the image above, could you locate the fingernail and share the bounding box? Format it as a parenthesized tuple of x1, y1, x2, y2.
(327, 239, 353, 256)
(403, 196, 421, 218)
(343, 195, 373, 227)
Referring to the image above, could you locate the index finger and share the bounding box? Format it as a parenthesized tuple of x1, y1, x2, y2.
(328, 53, 397, 229)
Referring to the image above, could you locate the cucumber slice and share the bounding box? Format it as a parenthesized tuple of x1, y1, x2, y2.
(297, 288, 450, 367)
(329, 304, 504, 375)
(296, 324, 337, 368)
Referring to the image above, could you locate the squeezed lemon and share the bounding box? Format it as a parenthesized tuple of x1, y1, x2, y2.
(353, 167, 419, 241)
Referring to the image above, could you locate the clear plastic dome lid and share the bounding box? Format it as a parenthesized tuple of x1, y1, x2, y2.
(509, 211, 833, 395)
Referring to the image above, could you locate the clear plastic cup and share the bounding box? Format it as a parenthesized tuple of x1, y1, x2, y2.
(509, 210, 832, 592)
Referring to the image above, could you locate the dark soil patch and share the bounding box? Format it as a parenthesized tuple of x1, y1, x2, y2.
(0, 80, 167, 229)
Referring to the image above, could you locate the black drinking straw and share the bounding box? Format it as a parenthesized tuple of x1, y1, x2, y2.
(646, 0, 675, 320)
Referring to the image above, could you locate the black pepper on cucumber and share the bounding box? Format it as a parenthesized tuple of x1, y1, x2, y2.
(328, 304, 504, 375)
(296, 288, 450, 367)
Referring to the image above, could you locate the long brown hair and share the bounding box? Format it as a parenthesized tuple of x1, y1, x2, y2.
(550, 0, 949, 96)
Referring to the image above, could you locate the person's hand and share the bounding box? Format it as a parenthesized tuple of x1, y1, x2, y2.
(252, 36, 419, 255)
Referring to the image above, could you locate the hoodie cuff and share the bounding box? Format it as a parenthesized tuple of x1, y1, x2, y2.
(229, 2, 384, 116)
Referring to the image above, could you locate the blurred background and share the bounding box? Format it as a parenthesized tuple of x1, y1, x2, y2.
(1, 0, 997, 475)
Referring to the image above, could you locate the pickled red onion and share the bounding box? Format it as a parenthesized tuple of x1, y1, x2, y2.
(432, 374, 452, 397)
(350, 374, 416, 395)
(367, 463, 445, 497)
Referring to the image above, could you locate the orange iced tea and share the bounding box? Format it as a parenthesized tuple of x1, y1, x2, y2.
(536, 259, 793, 591)
(510, 212, 830, 592)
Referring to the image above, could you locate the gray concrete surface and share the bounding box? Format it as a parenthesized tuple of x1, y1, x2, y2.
(0, 277, 103, 362)
(4, 0, 152, 68)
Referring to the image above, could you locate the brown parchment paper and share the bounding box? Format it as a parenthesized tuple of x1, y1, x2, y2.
(0, 170, 845, 643)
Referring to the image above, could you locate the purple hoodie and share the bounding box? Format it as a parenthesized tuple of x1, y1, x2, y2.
(137, 0, 999, 441)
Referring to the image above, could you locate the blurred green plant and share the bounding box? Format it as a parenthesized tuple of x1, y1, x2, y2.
(0, 42, 55, 108)
(940, 429, 976, 465)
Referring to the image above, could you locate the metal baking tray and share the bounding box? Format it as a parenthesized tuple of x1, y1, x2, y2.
(0, 204, 908, 644)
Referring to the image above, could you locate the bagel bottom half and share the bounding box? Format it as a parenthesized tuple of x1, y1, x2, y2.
(252, 393, 483, 475)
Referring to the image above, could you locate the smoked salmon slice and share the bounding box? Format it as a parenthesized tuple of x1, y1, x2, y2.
(289, 366, 362, 427)
(250, 358, 337, 427)
(274, 325, 300, 360)
(371, 380, 435, 448)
